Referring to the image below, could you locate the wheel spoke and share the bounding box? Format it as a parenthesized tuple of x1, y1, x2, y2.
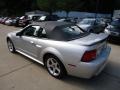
(53, 68, 56, 75)
(55, 67, 60, 74)
(55, 63, 59, 68)
(49, 58, 54, 64)
(47, 63, 52, 68)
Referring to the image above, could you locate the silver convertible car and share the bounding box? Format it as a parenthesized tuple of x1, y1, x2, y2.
(6, 21, 111, 79)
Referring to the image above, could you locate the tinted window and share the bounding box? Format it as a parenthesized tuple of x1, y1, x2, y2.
(37, 28, 47, 38)
(22, 26, 40, 37)
(62, 26, 83, 35)
(49, 25, 87, 41)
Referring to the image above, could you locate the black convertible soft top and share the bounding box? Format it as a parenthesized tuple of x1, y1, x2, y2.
(32, 21, 75, 34)
(31, 21, 87, 41)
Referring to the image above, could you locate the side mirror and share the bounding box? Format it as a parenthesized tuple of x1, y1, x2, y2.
(16, 32, 22, 36)
(16, 28, 23, 36)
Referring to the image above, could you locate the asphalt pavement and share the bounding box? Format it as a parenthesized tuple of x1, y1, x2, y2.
(0, 24, 120, 90)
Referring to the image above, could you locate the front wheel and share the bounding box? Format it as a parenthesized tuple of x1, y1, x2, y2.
(45, 55, 66, 79)
(7, 39, 16, 53)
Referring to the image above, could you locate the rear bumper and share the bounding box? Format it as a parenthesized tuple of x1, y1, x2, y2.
(67, 46, 111, 78)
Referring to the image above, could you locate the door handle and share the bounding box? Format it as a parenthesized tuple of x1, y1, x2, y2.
(30, 41, 35, 45)
(36, 45, 42, 48)
(30, 41, 34, 44)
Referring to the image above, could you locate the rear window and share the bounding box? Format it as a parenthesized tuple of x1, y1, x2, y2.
(49, 25, 88, 41)
(79, 19, 95, 25)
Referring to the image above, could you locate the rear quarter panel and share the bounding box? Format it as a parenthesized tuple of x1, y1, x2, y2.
(36, 39, 87, 67)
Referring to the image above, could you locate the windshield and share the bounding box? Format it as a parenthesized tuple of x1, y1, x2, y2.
(50, 25, 88, 41)
(39, 16, 46, 21)
(79, 19, 95, 25)
(20, 16, 25, 19)
(111, 20, 120, 26)
(110, 20, 120, 29)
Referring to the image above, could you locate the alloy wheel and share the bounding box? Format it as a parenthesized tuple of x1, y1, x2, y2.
(46, 58, 61, 76)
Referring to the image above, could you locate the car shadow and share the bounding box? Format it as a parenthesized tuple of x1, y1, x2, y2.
(59, 59, 120, 90)
(108, 39, 120, 45)
(60, 71, 120, 90)
(16, 53, 120, 90)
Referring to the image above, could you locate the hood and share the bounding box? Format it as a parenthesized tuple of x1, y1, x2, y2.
(69, 33, 108, 46)
(8, 30, 21, 36)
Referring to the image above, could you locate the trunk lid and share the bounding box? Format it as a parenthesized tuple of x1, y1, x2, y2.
(69, 33, 108, 46)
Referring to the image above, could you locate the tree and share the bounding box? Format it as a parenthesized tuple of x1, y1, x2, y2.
(37, 0, 58, 15)
(57, 0, 85, 17)
(0, 0, 36, 16)
(0, 0, 116, 16)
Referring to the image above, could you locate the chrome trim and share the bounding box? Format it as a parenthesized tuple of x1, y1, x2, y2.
(16, 50, 44, 65)
(36, 45, 42, 48)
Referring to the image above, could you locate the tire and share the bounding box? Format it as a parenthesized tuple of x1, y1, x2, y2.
(44, 55, 66, 79)
(7, 39, 16, 53)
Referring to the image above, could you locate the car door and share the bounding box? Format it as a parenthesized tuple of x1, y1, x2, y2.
(21, 25, 42, 59)
(13, 25, 41, 59)
(25, 27, 48, 62)
(13, 26, 32, 52)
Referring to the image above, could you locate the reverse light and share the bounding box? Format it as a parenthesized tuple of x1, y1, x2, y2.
(81, 50, 97, 62)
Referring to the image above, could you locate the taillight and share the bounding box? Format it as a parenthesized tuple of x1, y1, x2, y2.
(81, 50, 97, 62)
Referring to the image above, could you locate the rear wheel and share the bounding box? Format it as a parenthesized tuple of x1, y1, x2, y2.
(44, 55, 66, 79)
(7, 39, 16, 53)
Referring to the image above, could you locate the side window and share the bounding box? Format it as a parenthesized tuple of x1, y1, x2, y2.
(37, 28, 47, 38)
(37, 28, 43, 37)
(22, 26, 40, 37)
(22, 25, 47, 38)
(22, 26, 35, 36)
